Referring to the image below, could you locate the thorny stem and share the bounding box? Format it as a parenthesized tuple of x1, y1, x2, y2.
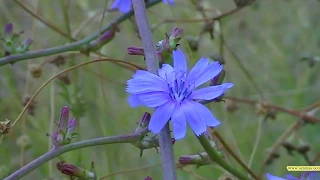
(197, 134, 250, 180)
(131, 1, 176, 180)
(0, 0, 162, 66)
(4, 128, 149, 180)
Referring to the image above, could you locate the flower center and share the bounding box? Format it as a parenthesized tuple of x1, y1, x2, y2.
(168, 78, 193, 103)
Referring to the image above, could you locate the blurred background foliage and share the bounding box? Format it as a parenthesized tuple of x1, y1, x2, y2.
(0, 0, 320, 179)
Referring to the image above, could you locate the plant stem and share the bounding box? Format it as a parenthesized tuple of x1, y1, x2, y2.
(131, 0, 176, 179)
(4, 128, 148, 180)
(0, 0, 162, 66)
(197, 134, 251, 180)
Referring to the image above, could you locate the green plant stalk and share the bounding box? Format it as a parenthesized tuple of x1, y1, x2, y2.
(197, 134, 251, 180)
(4, 128, 148, 180)
(0, 0, 162, 66)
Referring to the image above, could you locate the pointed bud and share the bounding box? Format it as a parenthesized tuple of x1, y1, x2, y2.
(4, 23, 13, 39)
(66, 118, 77, 141)
(178, 152, 212, 167)
(168, 27, 183, 50)
(82, 24, 120, 54)
(16, 38, 32, 53)
(59, 106, 69, 130)
(57, 161, 95, 179)
(135, 112, 151, 133)
(128, 46, 144, 56)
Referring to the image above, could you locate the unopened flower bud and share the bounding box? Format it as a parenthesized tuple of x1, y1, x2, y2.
(16, 38, 32, 53)
(22, 96, 37, 116)
(0, 119, 11, 136)
(51, 106, 77, 147)
(57, 72, 71, 85)
(186, 36, 199, 52)
(128, 46, 144, 56)
(57, 161, 95, 179)
(225, 100, 239, 113)
(169, 27, 183, 50)
(4, 23, 13, 40)
(28, 64, 42, 78)
(256, 103, 268, 115)
(201, 21, 214, 39)
(133, 135, 175, 157)
(281, 134, 296, 155)
(135, 112, 151, 133)
(233, 0, 256, 7)
(178, 152, 212, 167)
(297, 139, 310, 154)
(49, 55, 65, 67)
(87, 25, 120, 52)
(144, 176, 152, 180)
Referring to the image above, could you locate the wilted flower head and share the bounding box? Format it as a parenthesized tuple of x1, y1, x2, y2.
(178, 152, 213, 167)
(266, 172, 320, 180)
(57, 161, 95, 179)
(144, 177, 152, 180)
(111, 0, 174, 13)
(128, 46, 144, 56)
(126, 49, 233, 140)
(52, 106, 77, 147)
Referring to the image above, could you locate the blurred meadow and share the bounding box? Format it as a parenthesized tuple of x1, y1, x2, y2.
(0, 0, 320, 179)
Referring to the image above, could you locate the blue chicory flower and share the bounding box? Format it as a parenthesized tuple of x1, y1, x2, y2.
(266, 172, 320, 180)
(126, 49, 233, 140)
(111, 0, 174, 13)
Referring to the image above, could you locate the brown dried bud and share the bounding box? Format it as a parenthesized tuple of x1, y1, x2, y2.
(281, 139, 296, 156)
(256, 103, 268, 115)
(233, 0, 256, 7)
(225, 100, 239, 113)
(49, 55, 65, 67)
(297, 139, 311, 154)
(57, 72, 71, 85)
(22, 96, 37, 116)
(28, 64, 42, 78)
(0, 119, 11, 136)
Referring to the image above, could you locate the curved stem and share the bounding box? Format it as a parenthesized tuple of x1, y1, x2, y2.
(197, 134, 251, 180)
(4, 128, 148, 180)
(0, 0, 162, 66)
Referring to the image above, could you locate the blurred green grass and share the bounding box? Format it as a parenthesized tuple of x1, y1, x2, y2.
(0, 0, 320, 179)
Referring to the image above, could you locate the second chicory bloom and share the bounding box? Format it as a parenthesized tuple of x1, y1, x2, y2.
(126, 49, 233, 140)
(266, 172, 320, 180)
(111, 0, 174, 13)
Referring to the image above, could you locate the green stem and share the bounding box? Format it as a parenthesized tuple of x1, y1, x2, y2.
(0, 0, 162, 66)
(4, 128, 148, 180)
(197, 134, 251, 180)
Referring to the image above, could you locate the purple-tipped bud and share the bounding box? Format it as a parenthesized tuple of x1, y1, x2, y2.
(4, 23, 13, 38)
(144, 176, 152, 180)
(169, 27, 183, 49)
(57, 161, 95, 179)
(23, 38, 32, 48)
(59, 106, 69, 130)
(178, 152, 212, 167)
(128, 46, 144, 56)
(51, 106, 77, 147)
(135, 112, 151, 132)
